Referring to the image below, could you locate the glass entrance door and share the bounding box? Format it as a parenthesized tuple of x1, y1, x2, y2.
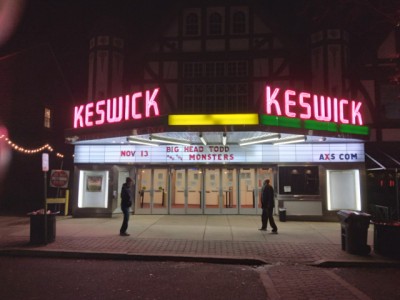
(152, 168, 168, 214)
(134, 166, 274, 215)
(204, 168, 221, 214)
(136, 168, 168, 214)
(222, 168, 238, 213)
(187, 168, 203, 214)
(239, 168, 256, 213)
(170, 168, 186, 214)
(170, 167, 203, 214)
(114, 170, 130, 214)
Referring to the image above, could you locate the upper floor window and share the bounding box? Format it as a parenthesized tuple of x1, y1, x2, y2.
(184, 63, 193, 78)
(232, 11, 246, 34)
(183, 83, 248, 113)
(183, 61, 248, 78)
(44, 108, 51, 128)
(193, 63, 202, 78)
(185, 13, 199, 36)
(380, 83, 400, 120)
(209, 13, 222, 35)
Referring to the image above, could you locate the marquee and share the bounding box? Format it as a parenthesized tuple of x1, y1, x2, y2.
(74, 143, 364, 164)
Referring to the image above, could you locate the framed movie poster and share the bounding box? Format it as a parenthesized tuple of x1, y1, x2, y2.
(86, 175, 103, 192)
(78, 170, 109, 208)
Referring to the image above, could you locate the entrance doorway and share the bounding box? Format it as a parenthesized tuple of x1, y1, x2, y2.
(169, 168, 203, 214)
(132, 166, 275, 215)
(136, 168, 168, 214)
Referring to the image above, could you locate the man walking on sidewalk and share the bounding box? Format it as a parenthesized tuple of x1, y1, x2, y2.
(259, 179, 278, 234)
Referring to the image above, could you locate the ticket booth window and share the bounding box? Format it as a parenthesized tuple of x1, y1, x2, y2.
(279, 166, 319, 195)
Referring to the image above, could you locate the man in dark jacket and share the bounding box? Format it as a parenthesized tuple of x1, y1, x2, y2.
(259, 179, 278, 233)
(120, 177, 133, 236)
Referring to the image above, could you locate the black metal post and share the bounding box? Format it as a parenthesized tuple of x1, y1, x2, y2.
(396, 168, 399, 220)
(44, 171, 47, 244)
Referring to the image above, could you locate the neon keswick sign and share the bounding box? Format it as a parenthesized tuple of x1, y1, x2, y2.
(71, 85, 368, 136)
(265, 86, 363, 125)
(74, 88, 160, 128)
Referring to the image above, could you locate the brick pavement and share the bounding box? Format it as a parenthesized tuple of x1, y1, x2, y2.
(0, 237, 382, 300)
(258, 265, 373, 300)
(1, 215, 399, 300)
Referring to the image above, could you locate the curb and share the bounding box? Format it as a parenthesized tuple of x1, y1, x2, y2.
(0, 249, 267, 266)
(312, 259, 400, 268)
(3, 248, 399, 268)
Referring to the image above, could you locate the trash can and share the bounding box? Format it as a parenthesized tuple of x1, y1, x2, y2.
(279, 208, 287, 222)
(373, 221, 400, 258)
(29, 214, 56, 245)
(337, 210, 371, 255)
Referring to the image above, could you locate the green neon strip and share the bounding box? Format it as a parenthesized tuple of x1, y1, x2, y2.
(259, 115, 301, 128)
(304, 120, 338, 132)
(260, 114, 369, 135)
(259, 115, 279, 126)
(339, 124, 369, 135)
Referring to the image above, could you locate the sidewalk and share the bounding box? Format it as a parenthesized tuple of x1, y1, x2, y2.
(0, 214, 398, 266)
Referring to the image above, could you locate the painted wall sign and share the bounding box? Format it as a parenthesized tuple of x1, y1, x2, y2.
(74, 143, 364, 164)
(73, 88, 160, 128)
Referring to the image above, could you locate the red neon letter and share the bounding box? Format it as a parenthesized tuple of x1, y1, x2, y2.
(124, 95, 130, 120)
(106, 97, 123, 123)
(313, 95, 332, 121)
(95, 100, 105, 125)
(145, 88, 160, 117)
(284, 89, 296, 118)
(265, 86, 282, 115)
(299, 92, 311, 119)
(351, 101, 363, 125)
(332, 98, 339, 122)
(74, 105, 84, 128)
(85, 103, 94, 127)
(132, 92, 142, 119)
(339, 99, 349, 124)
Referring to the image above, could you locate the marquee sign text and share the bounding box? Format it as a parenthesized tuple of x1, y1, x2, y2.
(74, 144, 364, 164)
(265, 86, 363, 126)
(74, 88, 160, 128)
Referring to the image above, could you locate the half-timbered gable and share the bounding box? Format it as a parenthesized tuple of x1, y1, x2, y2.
(140, 1, 294, 114)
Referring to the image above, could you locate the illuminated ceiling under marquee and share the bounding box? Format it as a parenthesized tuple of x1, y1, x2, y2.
(72, 131, 363, 146)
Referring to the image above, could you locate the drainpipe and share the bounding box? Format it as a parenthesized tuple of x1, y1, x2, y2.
(397, 168, 399, 220)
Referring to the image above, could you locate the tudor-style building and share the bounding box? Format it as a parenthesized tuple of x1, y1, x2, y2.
(66, 1, 399, 220)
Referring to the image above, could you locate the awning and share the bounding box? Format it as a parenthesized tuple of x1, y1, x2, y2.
(365, 142, 400, 170)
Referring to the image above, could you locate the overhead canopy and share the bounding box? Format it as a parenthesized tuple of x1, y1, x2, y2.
(365, 142, 400, 170)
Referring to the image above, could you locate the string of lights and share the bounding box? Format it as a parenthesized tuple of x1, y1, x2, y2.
(0, 134, 64, 158)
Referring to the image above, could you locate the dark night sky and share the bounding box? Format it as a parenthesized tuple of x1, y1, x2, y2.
(0, 0, 174, 101)
(1, 0, 398, 102)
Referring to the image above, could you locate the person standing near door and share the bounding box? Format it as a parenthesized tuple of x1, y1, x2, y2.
(259, 179, 278, 233)
(120, 177, 134, 236)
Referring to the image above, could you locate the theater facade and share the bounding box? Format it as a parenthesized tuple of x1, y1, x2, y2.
(64, 2, 385, 220)
(66, 83, 369, 220)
